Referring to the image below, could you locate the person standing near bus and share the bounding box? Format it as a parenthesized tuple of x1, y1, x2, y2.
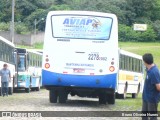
(0, 63, 11, 97)
(142, 53, 160, 120)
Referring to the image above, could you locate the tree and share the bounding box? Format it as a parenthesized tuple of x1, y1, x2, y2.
(119, 24, 157, 42)
(0, 0, 12, 22)
(55, 0, 67, 5)
(124, 0, 157, 25)
(25, 9, 46, 31)
(16, 0, 37, 22)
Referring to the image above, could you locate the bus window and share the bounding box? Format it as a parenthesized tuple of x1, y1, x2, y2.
(51, 15, 113, 40)
(18, 55, 26, 71)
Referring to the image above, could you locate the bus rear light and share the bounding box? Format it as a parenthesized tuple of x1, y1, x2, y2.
(45, 63, 50, 69)
(109, 66, 115, 72)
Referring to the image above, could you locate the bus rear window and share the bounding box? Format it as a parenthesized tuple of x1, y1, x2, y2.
(51, 15, 113, 40)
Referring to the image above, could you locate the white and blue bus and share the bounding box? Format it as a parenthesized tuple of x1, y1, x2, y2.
(42, 11, 144, 104)
(117, 49, 144, 99)
(42, 11, 119, 104)
(14, 48, 42, 93)
(0, 36, 15, 96)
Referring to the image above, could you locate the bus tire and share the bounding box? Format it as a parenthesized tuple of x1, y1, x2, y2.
(0, 87, 2, 96)
(31, 88, 35, 91)
(132, 93, 136, 98)
(107, 93, 115, 104)
(36, 82, 40, 91)
(58, 90, 68, 103)
(99, 91, 107, 104)
(13, 88, 17, 93)
(49, 90, 58, 103)
(25, 88, 30, 93)
(8, 87, 13, 95)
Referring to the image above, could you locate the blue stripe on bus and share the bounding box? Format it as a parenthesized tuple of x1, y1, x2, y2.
(42, 70, 117, 89)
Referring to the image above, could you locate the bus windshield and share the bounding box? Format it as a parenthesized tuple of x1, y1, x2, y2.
(18, 55, 26, 71)
(51, 15, 113, 40)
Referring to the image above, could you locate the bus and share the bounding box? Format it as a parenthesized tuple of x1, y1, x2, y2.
(14, 48, 42, 93)
(0, 36, 15, 96)
(117, 49, 144, 99)
(42, 11, 144, 104)
(42, 11, 118, 104)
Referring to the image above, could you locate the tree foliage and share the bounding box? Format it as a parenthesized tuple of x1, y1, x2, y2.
(0, 0, 160, 41)
(119, 24, 156, 42)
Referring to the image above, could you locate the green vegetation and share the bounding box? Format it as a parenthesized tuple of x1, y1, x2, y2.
(119, 24, 157, 42)
(115, 94, 160, 111)
(113, 94, 142, 111)
(16, 42, 43, 49)
(1, 0, 160, 42)
(34, 42, 44, 49)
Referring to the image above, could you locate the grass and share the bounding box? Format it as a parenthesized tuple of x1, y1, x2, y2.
(115, 94, 160, 111)
(16, 42, 43, 49)
(34, 42, 43, 49)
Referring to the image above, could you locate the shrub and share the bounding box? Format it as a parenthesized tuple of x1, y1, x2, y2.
(0, 22, 10, 31)
(119, 24, 157, 42)
(15, 22, 30, 34)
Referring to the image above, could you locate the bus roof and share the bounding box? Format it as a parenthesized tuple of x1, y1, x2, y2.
(27, 49, 43, 55)
(119, 49, 142, 60)
(0, 36, 15, 47)
(15, 48, 43, 55)
(27, 49, 43, 53)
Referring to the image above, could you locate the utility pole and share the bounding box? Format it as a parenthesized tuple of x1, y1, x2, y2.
(34, 18, 44, 39)
(11, 0, 15, 43)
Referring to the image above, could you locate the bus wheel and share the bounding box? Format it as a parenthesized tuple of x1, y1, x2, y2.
(0, 87, 2, 96)
(99, 91, 107, 104)
(8, 87, 13, 95)
(36, 82, 40, 91)
(132, 83, 140, 98)
(31, 88, 35, 91)
(25, 88, 30, 93)
(49, 90, 58, 103)
(58, 90, 68, 103)
(107, 93, 115, 104)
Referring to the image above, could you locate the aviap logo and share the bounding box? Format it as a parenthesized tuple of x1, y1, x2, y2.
(63, 17, 101, 28)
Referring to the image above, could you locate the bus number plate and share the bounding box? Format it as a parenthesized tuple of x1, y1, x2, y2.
(73, 68, 85, 73)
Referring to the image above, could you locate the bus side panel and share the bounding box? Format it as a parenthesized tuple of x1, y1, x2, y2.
(17, 75, 30, 88)
(42, 69, 117, 89)
(31, 77, 40, 88)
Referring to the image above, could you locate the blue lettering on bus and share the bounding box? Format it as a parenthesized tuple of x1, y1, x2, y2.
(63, 18, 93, 25)
(66, 63, 94, 67)
(86, 19, 92, 25)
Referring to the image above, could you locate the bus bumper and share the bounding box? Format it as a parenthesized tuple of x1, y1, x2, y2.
(42, 70, 117, 89)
